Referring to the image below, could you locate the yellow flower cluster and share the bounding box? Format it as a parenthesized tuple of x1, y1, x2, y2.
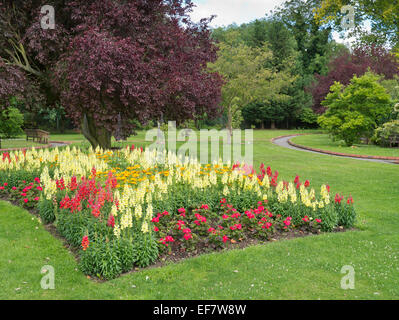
(271, 180, 330, 211)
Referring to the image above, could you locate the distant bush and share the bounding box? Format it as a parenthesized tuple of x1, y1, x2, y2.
(372, 120, 399, 147)
(318, 72, 392, 146)
(0, 107, 24, 139)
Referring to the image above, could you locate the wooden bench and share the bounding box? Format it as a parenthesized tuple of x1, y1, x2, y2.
(25, 129, 50, 144)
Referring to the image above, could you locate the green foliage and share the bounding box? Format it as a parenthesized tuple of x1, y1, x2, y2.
(79, 239, 123, 280)
(56, 210, 113, 248)
(38, 198, 55, 224)
(372, 120, 399, 147)
(336, 203, 357, 229)
(132, 233, 159, 268)
(299, 107, 319, 126)
(318, 72, 392, 146)
(208, 40, 294, 131)
(380, 77, 399, 102)
(116, 238, 136, 273)
(0, 107, 24, 139)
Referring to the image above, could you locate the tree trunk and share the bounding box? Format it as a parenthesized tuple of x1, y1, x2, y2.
(261, 121, 265, 129)
(271, 121, 276, 130)
(81, 114, 111, 149)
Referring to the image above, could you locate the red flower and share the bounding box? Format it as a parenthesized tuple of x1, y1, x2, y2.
(294, 175, 300, 184)
(183, 233, 192, 240)
(335, 194, 343, 204)
(107, 214, 115, 228)
(177, 220, 185, 230)
(81, 236, 89, 251)
(304, 180, 310, 187)
(178, 208, 186, 217)
(23, 198, 29, 203)
(220, 198, 226, 204)
(246, 211, 255, 219)
(34, 197, 40, 201)
(222, 235, 229, 243)
(154, 226, 159, 232)
(302, 216, 309, 222)
(283, 217, 292, 226)
(315, 219, 322, 223)
(201, 204, 209, 210)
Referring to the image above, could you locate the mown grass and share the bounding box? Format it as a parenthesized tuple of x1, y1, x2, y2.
(0, 139, 42, 149)
(1, 129, 399, 299)
(292, 133, 399, 158)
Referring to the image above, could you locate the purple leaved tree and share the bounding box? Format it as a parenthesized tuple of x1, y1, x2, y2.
(0, 0, 223, 148)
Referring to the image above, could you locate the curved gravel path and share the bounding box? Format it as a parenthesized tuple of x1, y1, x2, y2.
(272, 135, 398, 165)
(49, 142, 70, 148)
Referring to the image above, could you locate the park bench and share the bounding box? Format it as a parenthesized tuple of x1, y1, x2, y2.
(25, 129, 50, 144)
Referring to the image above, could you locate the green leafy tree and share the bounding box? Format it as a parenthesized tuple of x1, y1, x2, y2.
(0, 106, 24, 148)
(208, 38, 294, 135)
(318, 72, 393, 146)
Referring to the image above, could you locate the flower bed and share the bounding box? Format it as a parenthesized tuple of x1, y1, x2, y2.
(0, 146, 357, 280)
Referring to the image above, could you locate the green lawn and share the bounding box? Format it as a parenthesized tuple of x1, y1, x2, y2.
(292, 134, 399, 158)
(1, 129, 399, 299)
(0, 139, 43, 150)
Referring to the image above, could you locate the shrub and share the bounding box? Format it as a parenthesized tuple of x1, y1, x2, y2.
(372, 120, 399, 147)
(318, 72, 392, 146)
(0, 107, 24, 139)
(299, 107, 319, 126)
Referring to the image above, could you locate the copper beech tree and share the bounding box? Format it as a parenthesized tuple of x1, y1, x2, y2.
(0, 0, 223, 148)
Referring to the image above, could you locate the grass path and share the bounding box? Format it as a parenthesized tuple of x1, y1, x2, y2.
(1, 130, 399, 299)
